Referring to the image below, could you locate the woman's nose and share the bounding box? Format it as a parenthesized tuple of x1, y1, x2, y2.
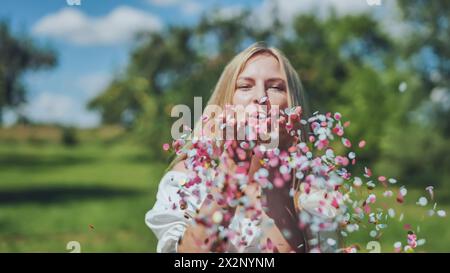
(252, 85, 267, 105)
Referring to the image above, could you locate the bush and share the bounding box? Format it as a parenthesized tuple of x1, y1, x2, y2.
(61, 127, 78, 147)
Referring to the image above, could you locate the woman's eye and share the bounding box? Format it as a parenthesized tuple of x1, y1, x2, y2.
(238, 85, 251, 90)
(269, 86, 285, 91)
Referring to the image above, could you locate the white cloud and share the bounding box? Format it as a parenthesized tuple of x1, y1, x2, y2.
(181, 1, 203, 16)
(245, 0, 411, 40)
(375, 0, 413, 39)
(250, 0, 372, 29)
(2, 108, 19, 127)
(214, 5, 246, 20)
(32, 6, 162, 45)
(147, 0, 203, 16)
(77, 73, 112, 99)
(9, 72, 112, 127)
(24, 92, 100, 128)
(148, 0, 183, 6)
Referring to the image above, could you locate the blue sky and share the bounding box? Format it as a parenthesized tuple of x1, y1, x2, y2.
(1, 0, 393, 128)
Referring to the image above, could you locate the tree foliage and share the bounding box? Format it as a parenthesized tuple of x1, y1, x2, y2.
(89, 5, 450, 187)
(0, 20, 57, 124)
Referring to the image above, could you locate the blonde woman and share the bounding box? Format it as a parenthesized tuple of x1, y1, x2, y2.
(145, 42, 340, 253)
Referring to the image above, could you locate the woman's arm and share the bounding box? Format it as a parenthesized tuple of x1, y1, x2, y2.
(177, 191, 230, 252)
(172, 160, 237, 252)
(241, 159, 302, 253)
(245, 183, 296, 252)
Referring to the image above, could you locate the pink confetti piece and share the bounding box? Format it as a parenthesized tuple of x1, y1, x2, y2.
(358, 140, 366, 148)
(274, 177, 285, 188)
(342, 137, 352, 148)
(334, 112, 342, 120)
(162, 143, 170, 151)
(396, 192, 404, 203)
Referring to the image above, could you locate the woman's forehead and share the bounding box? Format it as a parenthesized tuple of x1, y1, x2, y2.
(238, 54, 285, 80)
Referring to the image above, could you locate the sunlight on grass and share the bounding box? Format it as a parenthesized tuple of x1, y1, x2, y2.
(0, 142, 165, 252)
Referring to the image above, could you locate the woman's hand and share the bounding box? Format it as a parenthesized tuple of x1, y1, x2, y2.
(277, 106, 303, 151)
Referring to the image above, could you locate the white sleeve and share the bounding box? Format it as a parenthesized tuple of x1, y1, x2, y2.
(228, 211, 264, 253)
(296, 184, 342, 252)
(145, 171, 206, 253)
(297, 187, 338, 220)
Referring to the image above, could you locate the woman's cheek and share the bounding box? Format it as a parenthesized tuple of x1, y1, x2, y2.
(269, 93, 288, 108)
(232, 90, 252, 106)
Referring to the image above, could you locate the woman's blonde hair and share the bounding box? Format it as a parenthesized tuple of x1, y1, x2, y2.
(168, 41, 310, 171)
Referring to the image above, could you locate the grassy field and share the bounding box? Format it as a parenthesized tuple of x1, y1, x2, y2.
(0, 135, 449, 252)
(0, 141, 165, 252)
(343, 187, 450, 252)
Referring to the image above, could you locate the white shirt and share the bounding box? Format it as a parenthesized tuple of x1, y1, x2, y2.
(145, 170, 263, 253)
(145, 170, 340, 253)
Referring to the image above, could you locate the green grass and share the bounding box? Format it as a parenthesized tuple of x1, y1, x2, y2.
(0, 142, 448, 252)
(0, 142, 165, 252)
(342, 187, 450, 252)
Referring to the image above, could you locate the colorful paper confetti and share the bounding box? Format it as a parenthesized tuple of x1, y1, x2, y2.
(162, 107, 446, 253)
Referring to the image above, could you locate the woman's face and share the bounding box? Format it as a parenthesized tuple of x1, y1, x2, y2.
(233, 53, 289, 111)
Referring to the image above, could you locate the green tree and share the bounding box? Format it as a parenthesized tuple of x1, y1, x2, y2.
(88, 5, 450, 188)
(0, 20, 57, 124)
(373, 0, 450, 187)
